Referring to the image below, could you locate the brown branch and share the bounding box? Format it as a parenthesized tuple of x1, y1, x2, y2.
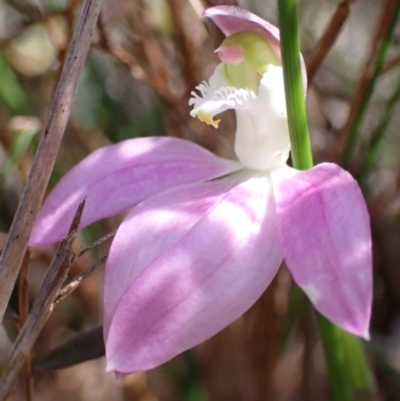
(17, 251, 30, 327)
(97, 11, 177, 105)
(18, 251, 32, 401)
(168, 0, 200, 94)
(335, 0, 398, 158)
(97, 12, 149, 82)
(136, 0, 176, 102)
(306, 0, 357, 84)
(0, 202, 84, 400)
(53, 228, 114, 303)
(76, 229, 116, 259)
(54, 254, 108, 304)
(382, 53, 400, 74)
(0, 0, 103, 323)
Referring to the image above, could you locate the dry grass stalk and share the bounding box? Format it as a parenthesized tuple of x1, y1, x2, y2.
(382, 53, 400, 74)
(0, 202, 85, 401)
(335, 0, 399, 158)
(306, 0, 357, 84)
(0, 0, 103, 323)
(54, 254, 108, 304)
(168, 0, 201, 95)
(18, 251, 32, 401)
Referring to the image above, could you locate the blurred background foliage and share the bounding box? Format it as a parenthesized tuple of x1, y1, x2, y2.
(1, 0, 400, 400)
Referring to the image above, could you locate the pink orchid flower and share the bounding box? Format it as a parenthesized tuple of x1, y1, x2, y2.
(29, 6, 372, 375)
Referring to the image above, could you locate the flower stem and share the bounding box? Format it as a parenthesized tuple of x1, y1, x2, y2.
(341, 329, 374, 394)
(277, 0, 313, 170)
(277, 1, 374, 400)
(316, 314, 353, 401)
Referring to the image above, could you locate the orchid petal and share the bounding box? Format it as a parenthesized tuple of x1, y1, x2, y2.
(190, 64, 257, 128)
(272, 163, 372, 338)
(204, 5, 308, 91)
(204, 6, 281, 58)
(30, 137, 241, 246)
(104, 172, 282, 373)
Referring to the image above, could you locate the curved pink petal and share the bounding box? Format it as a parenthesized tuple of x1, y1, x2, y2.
(205, 6, 280, 55)
(272, 163, 372, 338)
(104, 172, 282, 373)
(204, 6, 308, 91)
(30, 137, 241, 246)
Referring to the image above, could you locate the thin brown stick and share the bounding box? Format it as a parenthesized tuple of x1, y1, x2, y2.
(54, 254, 108, 304)
(97, 12, 149, 82)
(335, 0, 398, 158)
(382, 53, 400, 74)
(136, 0, 175, 102)
(0, 0, 102, 323)
(0, 201, 84, 401)
(77, 229, 116, 259)
(17, 251, 30, 327)
(18, 251, 32, 401)
(306, 0, 357, 84)
(168, 0, 200, 94)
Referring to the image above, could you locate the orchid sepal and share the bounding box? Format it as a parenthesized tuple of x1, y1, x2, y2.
(104, 171, 282, 373)
(29, 137, 241, 246)
(272, 163, 372, 338)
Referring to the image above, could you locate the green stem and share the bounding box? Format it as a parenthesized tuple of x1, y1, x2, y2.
(277, 0, 313, 170)
(341, 330, 374, 392)
(317, 314, 353, 401)
(277, 1, 374, 400)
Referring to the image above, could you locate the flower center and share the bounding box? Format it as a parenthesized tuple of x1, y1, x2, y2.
(189, 32, 290, 171)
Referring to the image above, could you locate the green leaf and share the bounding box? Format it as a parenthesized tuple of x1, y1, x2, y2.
(0, 54, 27, 112)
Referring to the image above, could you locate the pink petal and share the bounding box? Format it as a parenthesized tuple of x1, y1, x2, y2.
(104, 172, 282, 373)
(29, 137, 241, 246)
(204, 6, 308, 91)
(273, 163, 372, 338)
(205, 6, 281, 55)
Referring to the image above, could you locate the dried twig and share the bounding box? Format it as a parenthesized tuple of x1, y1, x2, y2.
(168, 0, 200, 94)
(136, 0, 176, 102)
(53, 208, 112, 303)
(54, 254, 108, 304)
(382, 53, 400, 74)
(0, 0, 102, 323)
(0, 202, 85, 401)
(17, 251, 30, 326)
(335, 0, 398, 160)
(97, 12, 149, 82)
(18, 250, 32, 401)
(306, 0, 357, 84)
(77, 229, 116, 259)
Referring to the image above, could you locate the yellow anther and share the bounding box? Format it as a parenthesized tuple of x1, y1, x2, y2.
(197, 112, 220, 128)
